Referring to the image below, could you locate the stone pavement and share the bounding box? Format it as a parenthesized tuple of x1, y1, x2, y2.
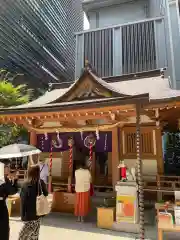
(9, 212, 180, 240)
(10, 213, 135, 240)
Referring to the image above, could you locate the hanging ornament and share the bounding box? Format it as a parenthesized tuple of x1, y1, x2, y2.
(85, 133, 95, 169)
(41, 136, 44, 151)
(44, 133, 48, 140)
(80, 131, 83, 140)
(52, 133, 63, 149)
(155, 108, 160, 127)
(56, 130, 60, 141)
(96, 128, 100, 140)
(104, 134, 108, 151)
(84, 133, 96, 148)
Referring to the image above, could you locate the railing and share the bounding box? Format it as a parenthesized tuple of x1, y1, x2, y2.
(75, 17, 167, 78)
(143, 174, 180, 201)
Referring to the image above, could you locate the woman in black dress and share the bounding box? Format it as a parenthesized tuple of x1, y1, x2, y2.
(0, 162, 18, 240)
(19, 164, 48, 240)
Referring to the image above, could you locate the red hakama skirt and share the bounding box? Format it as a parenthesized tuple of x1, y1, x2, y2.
(74, 191, 90, 217)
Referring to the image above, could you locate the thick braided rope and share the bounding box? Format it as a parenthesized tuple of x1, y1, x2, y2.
(23, 121, 122, 133)
(69, 144, 73, 169)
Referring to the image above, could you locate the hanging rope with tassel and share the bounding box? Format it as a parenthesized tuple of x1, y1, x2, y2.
(48, 142, 53, 193)
(68, 137, 74, 192)
(89, 142, 93, 169)
(88, 133, 96, 170)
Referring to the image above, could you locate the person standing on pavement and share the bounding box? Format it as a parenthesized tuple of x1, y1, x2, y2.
(39, 159, 49, 187)
(74, 161, 92, 222)
(0, 162, 18, 240)
(19, 165, 48, 240)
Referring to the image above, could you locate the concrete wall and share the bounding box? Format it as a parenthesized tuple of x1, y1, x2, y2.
(148, 0, 180, 89)
(167, 0, 180, 89)
(82, 0, 180, 89)
(88, 0, 148, 29)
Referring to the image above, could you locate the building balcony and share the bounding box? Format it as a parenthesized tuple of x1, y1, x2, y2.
(75, 17, 167, 79)
(82, 0, 123, 12)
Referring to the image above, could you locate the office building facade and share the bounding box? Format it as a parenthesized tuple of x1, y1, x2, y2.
(75, 0, 180, 89)
(0, 0, 83, 88)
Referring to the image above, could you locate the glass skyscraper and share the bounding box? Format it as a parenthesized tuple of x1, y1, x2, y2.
(0, 0, 83, 88)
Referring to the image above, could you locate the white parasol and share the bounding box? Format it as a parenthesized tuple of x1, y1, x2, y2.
(0, 143, 41, 159)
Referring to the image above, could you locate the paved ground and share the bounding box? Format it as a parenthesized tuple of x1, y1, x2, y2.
(10, 213, 135, 240)
(9, 212, 180, 240)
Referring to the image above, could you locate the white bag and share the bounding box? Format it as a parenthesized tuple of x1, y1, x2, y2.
(36, 181, 50, 216)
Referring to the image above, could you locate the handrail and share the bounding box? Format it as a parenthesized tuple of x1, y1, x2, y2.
(75, 17, 164, 35)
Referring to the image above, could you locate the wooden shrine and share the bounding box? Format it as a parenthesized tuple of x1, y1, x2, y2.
(1, 65, 180, 237)
(0, 67, 180, 186)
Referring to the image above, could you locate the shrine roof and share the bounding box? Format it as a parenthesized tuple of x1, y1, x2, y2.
(0, 94, 149, 115)
(18, 71, 180, 104)
(0, 68, 180, 114)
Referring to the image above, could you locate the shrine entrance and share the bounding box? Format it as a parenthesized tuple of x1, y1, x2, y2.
(37, 131, 113, 188)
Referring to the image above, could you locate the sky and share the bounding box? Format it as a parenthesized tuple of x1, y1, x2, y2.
(84, 13, 89, 30)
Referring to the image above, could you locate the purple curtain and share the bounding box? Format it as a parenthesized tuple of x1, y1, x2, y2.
(37, 131, 112, 152)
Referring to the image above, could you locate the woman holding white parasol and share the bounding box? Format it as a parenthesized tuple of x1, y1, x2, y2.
(0, 161, 18, 240)
(0, 143, 41, 240)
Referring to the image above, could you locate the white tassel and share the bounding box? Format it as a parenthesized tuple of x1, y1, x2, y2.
(41, 136, 44, 151)
(80, 131, 83, 140)
(104, 134, 107, 151)
(96, 128, 100, 140)
(44, 133, 48, 140)
(56, 131, 60, 141)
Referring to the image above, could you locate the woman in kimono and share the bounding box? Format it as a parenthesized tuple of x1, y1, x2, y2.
(0, 162, 18, 240)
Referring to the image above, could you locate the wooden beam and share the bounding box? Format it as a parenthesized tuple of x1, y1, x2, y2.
(147, 102, 179, 110)
(0, 104, 136, 119)
(159, 108, 180, 121)
(111, 127, 119, 188)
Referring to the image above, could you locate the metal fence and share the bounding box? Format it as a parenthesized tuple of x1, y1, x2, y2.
(75, 18, 165, 78)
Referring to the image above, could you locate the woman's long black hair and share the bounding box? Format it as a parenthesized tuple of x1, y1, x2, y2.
(27, 164, 40, 183)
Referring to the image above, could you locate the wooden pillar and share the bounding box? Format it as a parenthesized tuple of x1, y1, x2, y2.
(119, 128, 124, 164)
(112, 127, 119, 188)
(30, 131, 37, 146)
(29, 131, 38, 166)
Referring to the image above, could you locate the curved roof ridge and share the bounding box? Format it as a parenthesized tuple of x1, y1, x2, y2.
(89, 70, 131, 96)
(47, 69, 129, 101)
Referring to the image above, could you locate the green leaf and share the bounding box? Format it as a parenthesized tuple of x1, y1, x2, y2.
(0, 69, 32, 147)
